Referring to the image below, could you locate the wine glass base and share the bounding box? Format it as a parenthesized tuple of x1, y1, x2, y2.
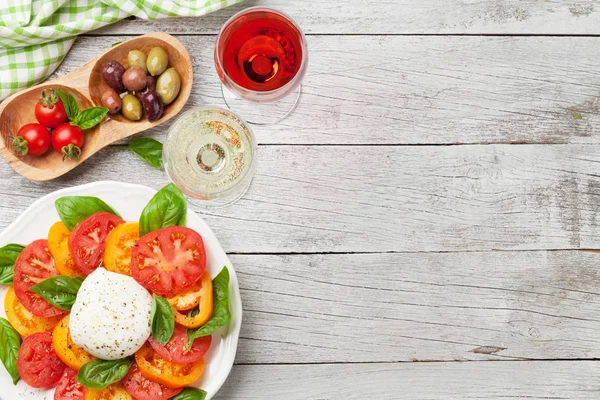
(221, 84, 301, 125)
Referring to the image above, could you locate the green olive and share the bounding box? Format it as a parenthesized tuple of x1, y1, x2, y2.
(156, 68, 181, 105)
(121, 94, 143, 121)
(127, 50, 148, 73)
(146, 47, 169, 76)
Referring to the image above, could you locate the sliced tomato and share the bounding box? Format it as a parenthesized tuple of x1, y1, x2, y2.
(48, 221, 83, 277)
(53, 315, 95, 370)
(134, 344, 204, 389)
(13, 239, 66, 318)
(166, 280, 204, 311)
(171, 271, 213, 328)
(122, 364, 182, 400)
(103, 222, 139, 276)
(148, 324, 211, 364)
(131, 226, 206, 296)
(84, 383, 134, 399)
(54, 368, 85, 400)
(17, 331, 66, 388)
(69, 212, 124, 276)
(4, 286, 61, 337)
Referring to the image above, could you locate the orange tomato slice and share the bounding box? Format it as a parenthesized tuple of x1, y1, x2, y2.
(103, 222, 139, 276)
(52, 315, 95, 370)
(171, 272, 213, 328)
(48, 221, 82, 277)
(4, 286, 61, 337)
(135, 344, 204, 389)
(84, 383, 133, 399)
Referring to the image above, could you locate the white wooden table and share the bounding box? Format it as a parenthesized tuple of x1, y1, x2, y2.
(3, 1, 600, 398)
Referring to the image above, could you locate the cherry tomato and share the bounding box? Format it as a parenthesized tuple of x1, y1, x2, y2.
(148, 324, 211, 364)
(103, 222, 139, 276)
(84, 383, 134, 399)
(4, 286, 62, 337)
(69, 212, 125, 276)
(131, 226, 206, 296)
(52, 315, 95, 370)
(13, 239, 67, 318)
(48, 222, 83, 277)
(52, 123, 84, 161)
(135, 344, 204, 389)
(54, 368, 85, 400)
(171, 272, 213, 329)
(17, 331, 67, 388)
(35, 89, 68, 128)
(12, 123, 51, 157)
(122, 364, 182, 400)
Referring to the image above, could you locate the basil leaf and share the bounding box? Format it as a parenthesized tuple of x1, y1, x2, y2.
(151, 295, 175, 346)
(187, 267, 231, 348)
(112, 42, 122, 47)
(77, 358, 132, 390)
(139, 183, 187, 237)
(55, 89, 80, 121)
(0, 244, 25, 285)
(170, 387, 208, 400)
(55, 196, 120, 230)
(72, 107, 109, 130)
(30, 276, 84, 310)
(0, 318, 21, 385)
(129, 138, 164, 170)
(573, 113, 583, 120)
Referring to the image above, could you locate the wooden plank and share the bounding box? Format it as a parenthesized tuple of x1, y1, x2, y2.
(230, 251, 600, 363)
(55, 35, 600, 145)
(215, 361, 600, 399)
(3, 144, 600, 253)
(93, 0, 600, 35)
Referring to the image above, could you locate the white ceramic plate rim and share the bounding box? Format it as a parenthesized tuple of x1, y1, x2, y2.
(0, 181, 242, 400)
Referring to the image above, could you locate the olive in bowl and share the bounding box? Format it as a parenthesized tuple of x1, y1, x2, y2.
(101, 88, 122, 114)
(102, 61, 126, 91)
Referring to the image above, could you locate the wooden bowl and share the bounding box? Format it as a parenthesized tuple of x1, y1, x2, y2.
(0, 33, 192, 181)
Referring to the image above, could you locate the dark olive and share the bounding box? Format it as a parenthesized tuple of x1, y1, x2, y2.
(102, 60, 125, 91)
(135, 76, 157, 102)
(140, 90, 164, 121)
(122, 67, 148, 92)
(146, 75, 156, 92)
(100, 88, 122, 114)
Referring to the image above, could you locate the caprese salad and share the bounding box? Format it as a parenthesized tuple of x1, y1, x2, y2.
(0, 184, 231, 400)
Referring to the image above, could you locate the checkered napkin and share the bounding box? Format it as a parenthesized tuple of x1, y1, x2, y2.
(0, 0, 240, 101)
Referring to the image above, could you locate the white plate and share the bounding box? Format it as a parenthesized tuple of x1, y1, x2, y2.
(0, 181, 242, 400)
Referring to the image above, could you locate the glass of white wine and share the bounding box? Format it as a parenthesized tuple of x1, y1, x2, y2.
(163, 105, 257, 208)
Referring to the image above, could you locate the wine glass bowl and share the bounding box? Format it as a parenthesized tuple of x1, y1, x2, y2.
(163, 106, 257, 208)
(214, 7, 308, 124)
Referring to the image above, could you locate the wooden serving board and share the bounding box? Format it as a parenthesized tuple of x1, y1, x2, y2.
(0, 32, 192, 181)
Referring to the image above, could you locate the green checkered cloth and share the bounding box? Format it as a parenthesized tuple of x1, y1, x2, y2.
(0, 0, 240, 101)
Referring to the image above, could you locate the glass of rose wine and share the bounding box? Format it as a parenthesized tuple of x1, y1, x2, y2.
(214, 7, 308, 125)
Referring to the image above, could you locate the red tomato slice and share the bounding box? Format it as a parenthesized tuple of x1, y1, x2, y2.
(17, 331, 67, 389)
(13, 239, 66, 318)
(54, 368, 85, 400)
(148, 324, 211, 363)
(69, 212, 124, 276)
(131, 226, 206, 296)
(122, 364, 182, 400)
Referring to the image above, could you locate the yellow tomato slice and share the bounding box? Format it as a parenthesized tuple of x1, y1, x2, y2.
(172, 272, 213, 328)
(48, 221, 83, 277)
(84, 383, 133, 400)
(103, 222, 139, 276)
(135, 344, 204, 389)
(52, 315, 95, 370)
(4, 286, 61, 337)
(167, 283, 202, 311)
